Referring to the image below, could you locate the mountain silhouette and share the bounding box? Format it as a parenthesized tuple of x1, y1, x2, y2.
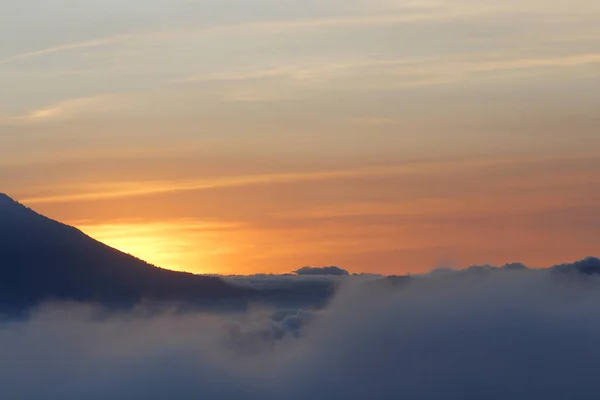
(0, 193, 251, 312)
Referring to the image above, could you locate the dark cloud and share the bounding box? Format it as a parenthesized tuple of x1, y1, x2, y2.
(294, 266, 350, 276)
(1, 259, 600, 399)
(552, 256, 600, 275)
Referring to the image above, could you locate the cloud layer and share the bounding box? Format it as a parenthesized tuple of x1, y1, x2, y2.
(2, 260, 600, 399)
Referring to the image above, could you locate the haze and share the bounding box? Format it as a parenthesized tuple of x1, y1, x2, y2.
(1, 0, 599, 274)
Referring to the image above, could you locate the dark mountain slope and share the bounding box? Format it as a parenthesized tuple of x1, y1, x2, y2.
(0, 194, 251, 311)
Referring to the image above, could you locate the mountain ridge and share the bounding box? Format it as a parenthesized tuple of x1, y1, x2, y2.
(0, 193, 252, 312)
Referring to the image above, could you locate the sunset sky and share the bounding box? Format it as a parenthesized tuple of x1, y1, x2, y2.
(1, 0, 599, 274)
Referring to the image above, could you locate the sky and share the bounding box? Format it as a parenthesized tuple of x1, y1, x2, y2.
(1, 0, 599, 275)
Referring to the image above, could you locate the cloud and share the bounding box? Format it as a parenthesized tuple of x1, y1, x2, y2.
(2, 0, 595, 69)
(3, 49, 598, 127)
(26, 96, 121, 121)
(18, 155, 576, 205)
(553, 256, 600, 275)
(16, 164, 439, 204)
(179, 51, 600, 98)
(0, 0, 521, 68)
(295, 266, 350, 276)
(1, 95, 126, 126)
(0, 35, 135, 66)
(2, 259, 600, 399)
(4, 47, 598, 126)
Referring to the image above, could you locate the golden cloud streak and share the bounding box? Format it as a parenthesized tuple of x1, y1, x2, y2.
(21, 156, 582, 205)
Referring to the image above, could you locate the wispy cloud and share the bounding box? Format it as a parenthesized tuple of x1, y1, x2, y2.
(1, 94, 127, 126)
(27, 96, 118, 120)
(384, 52, 600, 88)
(0, 6, 488, 67)
(454, 53, 600, 74)
(273, 194, 595, 221)
(21, 165, 428, 204)
(181, 51, 600, 98)
(3, 50, 599, 123)
(0, 35, 136, 66)
(20, 156, 578, 205)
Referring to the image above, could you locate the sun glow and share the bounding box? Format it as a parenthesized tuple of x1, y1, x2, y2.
(77, 220, 239, 274)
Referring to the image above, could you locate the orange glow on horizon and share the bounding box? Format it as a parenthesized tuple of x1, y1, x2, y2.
(77, 221, 241, 274)
(18, 152, 600, 276)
